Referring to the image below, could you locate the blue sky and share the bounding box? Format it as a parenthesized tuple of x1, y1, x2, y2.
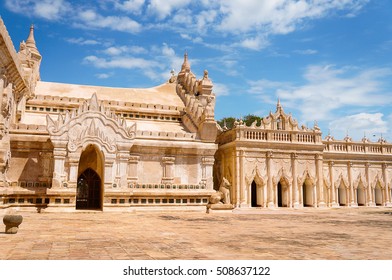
(2, 0, 392, 141)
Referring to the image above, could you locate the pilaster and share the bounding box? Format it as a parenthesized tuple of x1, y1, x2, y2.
(292, 152, 300, 209)
(161, 156, 175, 184)
(127, 155, 140, 184)
(266, 150, 274, 208)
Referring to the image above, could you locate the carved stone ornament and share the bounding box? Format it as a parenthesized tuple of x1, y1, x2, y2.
(46, 93, 136, 153)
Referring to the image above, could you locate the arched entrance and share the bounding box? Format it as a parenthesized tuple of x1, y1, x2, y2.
(357, 182, 366, 206)
(76, 144, 104, 210)
(251, 180, 265, 207)
(251, 181, 258, 207)
(76, 168, 101, 209)
(338, 182, 347, 206)
(375, 183, 383, 206)
(302, 179, 314, 207)
(277, 180, 289, 207)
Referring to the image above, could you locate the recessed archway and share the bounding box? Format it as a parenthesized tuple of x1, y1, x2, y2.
(76, 144, 104, 210)
(251, 180, 265, 207)
(375, 183, 383, 206)
(277, 179, 289, 207)
(338, 182, 347, 206)
(357, 184, 366, 206)
(302, 178, 314, 207)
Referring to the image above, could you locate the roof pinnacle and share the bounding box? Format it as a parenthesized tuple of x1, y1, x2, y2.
(181, 51, 191, 72)
(26, 24, 39, 54)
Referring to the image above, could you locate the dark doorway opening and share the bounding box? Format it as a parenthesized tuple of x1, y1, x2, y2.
(251, 181, 258, 207)
(76, 168, 102, 210)
(278, 182, 283, 207)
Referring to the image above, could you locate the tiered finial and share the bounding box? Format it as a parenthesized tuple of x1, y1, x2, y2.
(25, 24, 40, 54)
(181, 51, 191, 72)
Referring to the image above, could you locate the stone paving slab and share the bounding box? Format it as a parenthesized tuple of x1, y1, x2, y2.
(1, 207, 392, 260)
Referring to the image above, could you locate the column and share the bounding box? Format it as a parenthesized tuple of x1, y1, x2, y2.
(161, 156, 175, 184)
(127, 155, 140, 185)
(292, 153, 299, 209)
(239, 149, 246, 206)
(348, 162, 356, 207)
(316, 153, 326, 207)
(329, 161, 338, 207)
(202, 156, 215, 190)
(117, 151, 130, 189)
(67, 153, 79, 188)
(266, 151, 274, 208)
(365, 162, 374, 206)
(382, 163, 392, 206)
(51, 147, 67, 188)
(235, 150, 241, 207)
(104, 155, 116, 189)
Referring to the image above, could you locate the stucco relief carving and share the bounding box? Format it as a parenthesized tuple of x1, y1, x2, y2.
(353, 172, 367, 188)
(245, 164, 266, 187)
(297, 170, 316, 186)
(46, 93, 136, 154)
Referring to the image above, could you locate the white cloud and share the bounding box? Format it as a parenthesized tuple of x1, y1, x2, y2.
(84, 43, 183, 82)
(102, 46, 147, 56)
(96, 73, 113, 79)
(213, 83, 230, 97)
(329, 112, 388, 140)
(147, 0, 191, 19)
(77, 9, 141, 33)
(294, 49, 318, 55)
(275, 65, 392, 122)
(247, 64, 392, 140)
(217, 0, 368, 35)
(66, 37, 100, 45)
(113, 0, 145, 14)
(84, 55, 159, 70)
(238, 36, 269, 51)
(5, 0, 70, 20)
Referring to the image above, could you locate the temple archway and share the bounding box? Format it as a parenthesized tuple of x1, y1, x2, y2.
(76, 144, 104, 210)
(251, 180, 265, 207)
(302, 180, 314, 207)
(277, 179, 289, 207)
(357, 182, 366, 206)
(375, 183, 383, 206)
(338, 181, 347, 206)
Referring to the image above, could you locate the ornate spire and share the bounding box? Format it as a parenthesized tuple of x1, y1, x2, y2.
(181, 51, 191, 72)
(277, 98, 282, 110)
(26, 24, 39, 54)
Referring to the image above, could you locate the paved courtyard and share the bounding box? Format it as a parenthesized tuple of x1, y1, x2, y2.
(1, 207, 392, 260)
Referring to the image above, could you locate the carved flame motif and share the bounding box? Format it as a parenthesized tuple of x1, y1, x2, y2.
(46, 93, 136, 137)
(46, 93, 136, 153)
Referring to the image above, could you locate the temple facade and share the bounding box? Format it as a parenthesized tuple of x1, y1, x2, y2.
(1, 19, 391, 211)
(215, 101, 392, 208)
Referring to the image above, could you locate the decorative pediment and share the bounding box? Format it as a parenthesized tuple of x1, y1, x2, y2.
(46, 93, 136, 153)
(260, 99, 299, 131)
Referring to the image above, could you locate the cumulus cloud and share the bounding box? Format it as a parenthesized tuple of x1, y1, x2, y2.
(329, 113, 388, 140)
(274, 65, 392, 122)
(294, 49, 318, 55)
(113, 0, 145, 14)
(102, 46, 147, 56)
(248, 64, 392, 139)
(213, 83, 230, 97)
(84, 43, 183, 81)
(216, 0, 368, 35)
(77, 9, 141, 33)
(147, 0, 191, 19)
(5, 0, 70, 20)
(66, 37, 100, 45)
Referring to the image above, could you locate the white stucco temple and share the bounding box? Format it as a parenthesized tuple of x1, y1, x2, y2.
(1, 19, 391, 211)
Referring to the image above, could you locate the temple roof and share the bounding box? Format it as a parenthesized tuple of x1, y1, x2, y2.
(34, 80, 184, 107)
